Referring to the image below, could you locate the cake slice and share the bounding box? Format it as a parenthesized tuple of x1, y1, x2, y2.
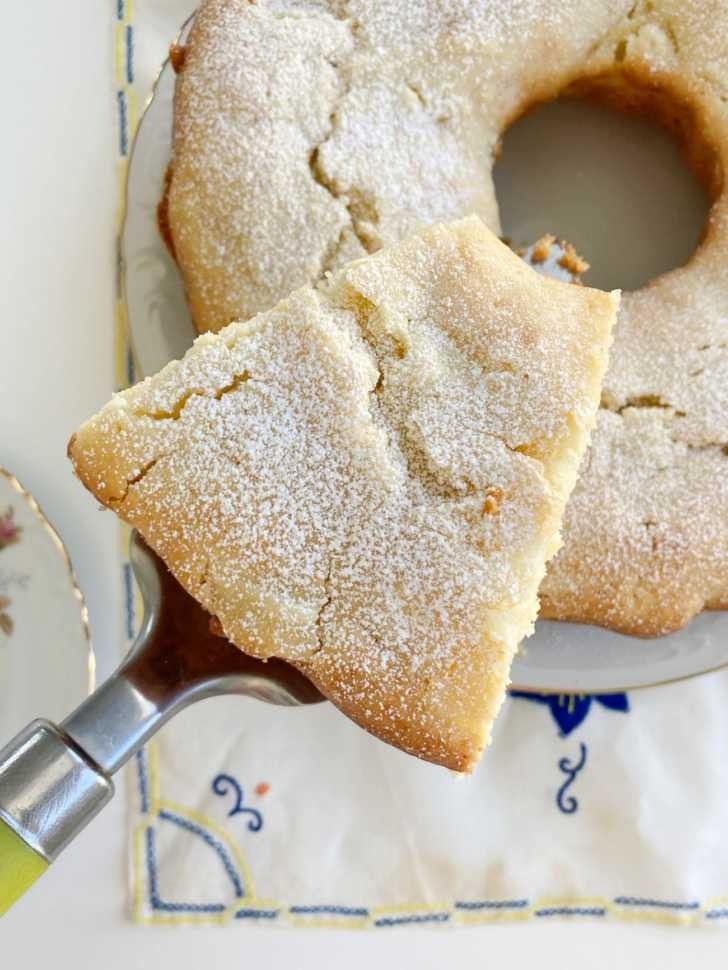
(70, 216, 617, 771)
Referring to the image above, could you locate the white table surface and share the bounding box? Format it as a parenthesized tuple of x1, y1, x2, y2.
(1, 2, 726, 965)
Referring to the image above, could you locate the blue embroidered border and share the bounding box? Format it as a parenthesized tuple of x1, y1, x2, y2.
(535, 906, 607, 918)
(455, 899, 529, 911)
(374, 912, 451, 927)
(289, 905, 370, 916)
(134, 745, 720, 926)
(613, 896, 700, 910)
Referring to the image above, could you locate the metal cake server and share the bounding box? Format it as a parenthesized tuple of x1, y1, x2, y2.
(0, 530, 322, 915)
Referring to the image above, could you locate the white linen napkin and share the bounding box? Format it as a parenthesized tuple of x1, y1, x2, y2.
(115, 0, 728, 928)
(126, 672, 728, 927)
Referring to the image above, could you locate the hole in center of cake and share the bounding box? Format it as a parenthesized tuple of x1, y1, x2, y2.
(493, 79, 714, 292)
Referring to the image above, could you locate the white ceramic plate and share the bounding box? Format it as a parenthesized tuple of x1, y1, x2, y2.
(122, 46, 728, 693)
(0, 470, 94, 739)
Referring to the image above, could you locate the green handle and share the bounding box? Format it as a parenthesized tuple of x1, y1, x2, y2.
(0, 817, 47, 915)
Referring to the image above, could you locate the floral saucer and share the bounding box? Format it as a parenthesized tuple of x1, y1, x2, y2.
(0, 469, 94, 739)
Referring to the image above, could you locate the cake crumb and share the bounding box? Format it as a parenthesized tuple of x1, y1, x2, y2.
(530, 234, 556, 263)
(169, 44, 187, 73)
(558, 242, 589, 276)
(482, 487, 504, 515)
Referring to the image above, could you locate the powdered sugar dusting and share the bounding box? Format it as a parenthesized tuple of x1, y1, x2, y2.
(71, 218, 614, 769)
(168, 0, 629, 333)
(168, 0, 728, 634)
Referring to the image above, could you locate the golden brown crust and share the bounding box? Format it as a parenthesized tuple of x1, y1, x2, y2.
(166, 0, 728, 636)
(298, 631, 512, 771)
(70, 218, 615, 769)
